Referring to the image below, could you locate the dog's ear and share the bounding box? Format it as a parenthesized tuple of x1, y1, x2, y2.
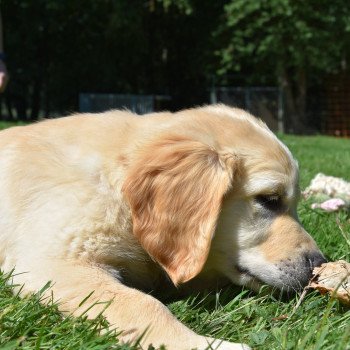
(122, 137, 238, 285)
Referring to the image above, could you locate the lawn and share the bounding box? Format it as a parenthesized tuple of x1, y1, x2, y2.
(0, 124, 349, 350)
(0, 121, 27, 130)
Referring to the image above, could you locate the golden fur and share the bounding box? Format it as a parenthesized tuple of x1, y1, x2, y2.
(0, 105, 325, 350)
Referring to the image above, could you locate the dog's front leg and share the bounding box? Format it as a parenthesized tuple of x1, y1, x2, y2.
(14, 260, 249, 350)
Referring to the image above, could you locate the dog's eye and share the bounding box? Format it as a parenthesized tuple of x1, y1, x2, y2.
(255, 194, 282, 211)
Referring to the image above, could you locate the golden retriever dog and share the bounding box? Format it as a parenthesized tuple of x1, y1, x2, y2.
(0, 105, 326, 350)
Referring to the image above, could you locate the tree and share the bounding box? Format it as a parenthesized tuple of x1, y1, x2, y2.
(2, 0, 225, 118)
(2, 0, 154, 119)
(216, 0, 350, 132)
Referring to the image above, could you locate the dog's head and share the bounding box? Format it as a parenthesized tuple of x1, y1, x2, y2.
(123, 105, 326, 292)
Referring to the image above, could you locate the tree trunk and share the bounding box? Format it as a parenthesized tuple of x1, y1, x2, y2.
(278, 65, 307, 134)
(30, 78, 41, 121)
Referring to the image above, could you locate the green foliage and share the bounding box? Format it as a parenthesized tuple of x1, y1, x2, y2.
(217, 0, 350, 78)
(157, 0, 192, 14)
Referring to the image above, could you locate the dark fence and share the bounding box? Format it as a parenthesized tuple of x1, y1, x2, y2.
(323, 76, 350, 137)
(210, 86, 284, 132)
(79, 93, 155, 115)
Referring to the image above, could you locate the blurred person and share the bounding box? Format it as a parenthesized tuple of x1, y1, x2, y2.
(0, 10, 8, 93)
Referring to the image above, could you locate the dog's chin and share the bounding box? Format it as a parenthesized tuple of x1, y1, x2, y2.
(231, 265, 265, 292)
(233, 265, 303, 297)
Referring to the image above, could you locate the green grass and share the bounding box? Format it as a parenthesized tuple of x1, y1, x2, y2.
(0, 128, 350, 349)
(279, 135, 350, 189)
(0, 121, 27, 130)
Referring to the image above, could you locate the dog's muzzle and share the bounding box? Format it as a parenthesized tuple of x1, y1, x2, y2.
(275, 251, 327, 292)
(235, 250, 327, 293)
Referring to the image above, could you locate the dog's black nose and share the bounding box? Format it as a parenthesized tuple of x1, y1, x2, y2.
(305, 252, 327, 270)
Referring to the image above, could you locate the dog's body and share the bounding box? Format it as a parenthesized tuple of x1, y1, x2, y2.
(0, 105, 325, 349)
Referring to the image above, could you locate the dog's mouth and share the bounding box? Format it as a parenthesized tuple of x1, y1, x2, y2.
(234, 264, 292, 294)
(234, 260, 314, 295)
(235, 264, 250, 275)
(233, 264, 266, 292)
(235, 264, 261, 280)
